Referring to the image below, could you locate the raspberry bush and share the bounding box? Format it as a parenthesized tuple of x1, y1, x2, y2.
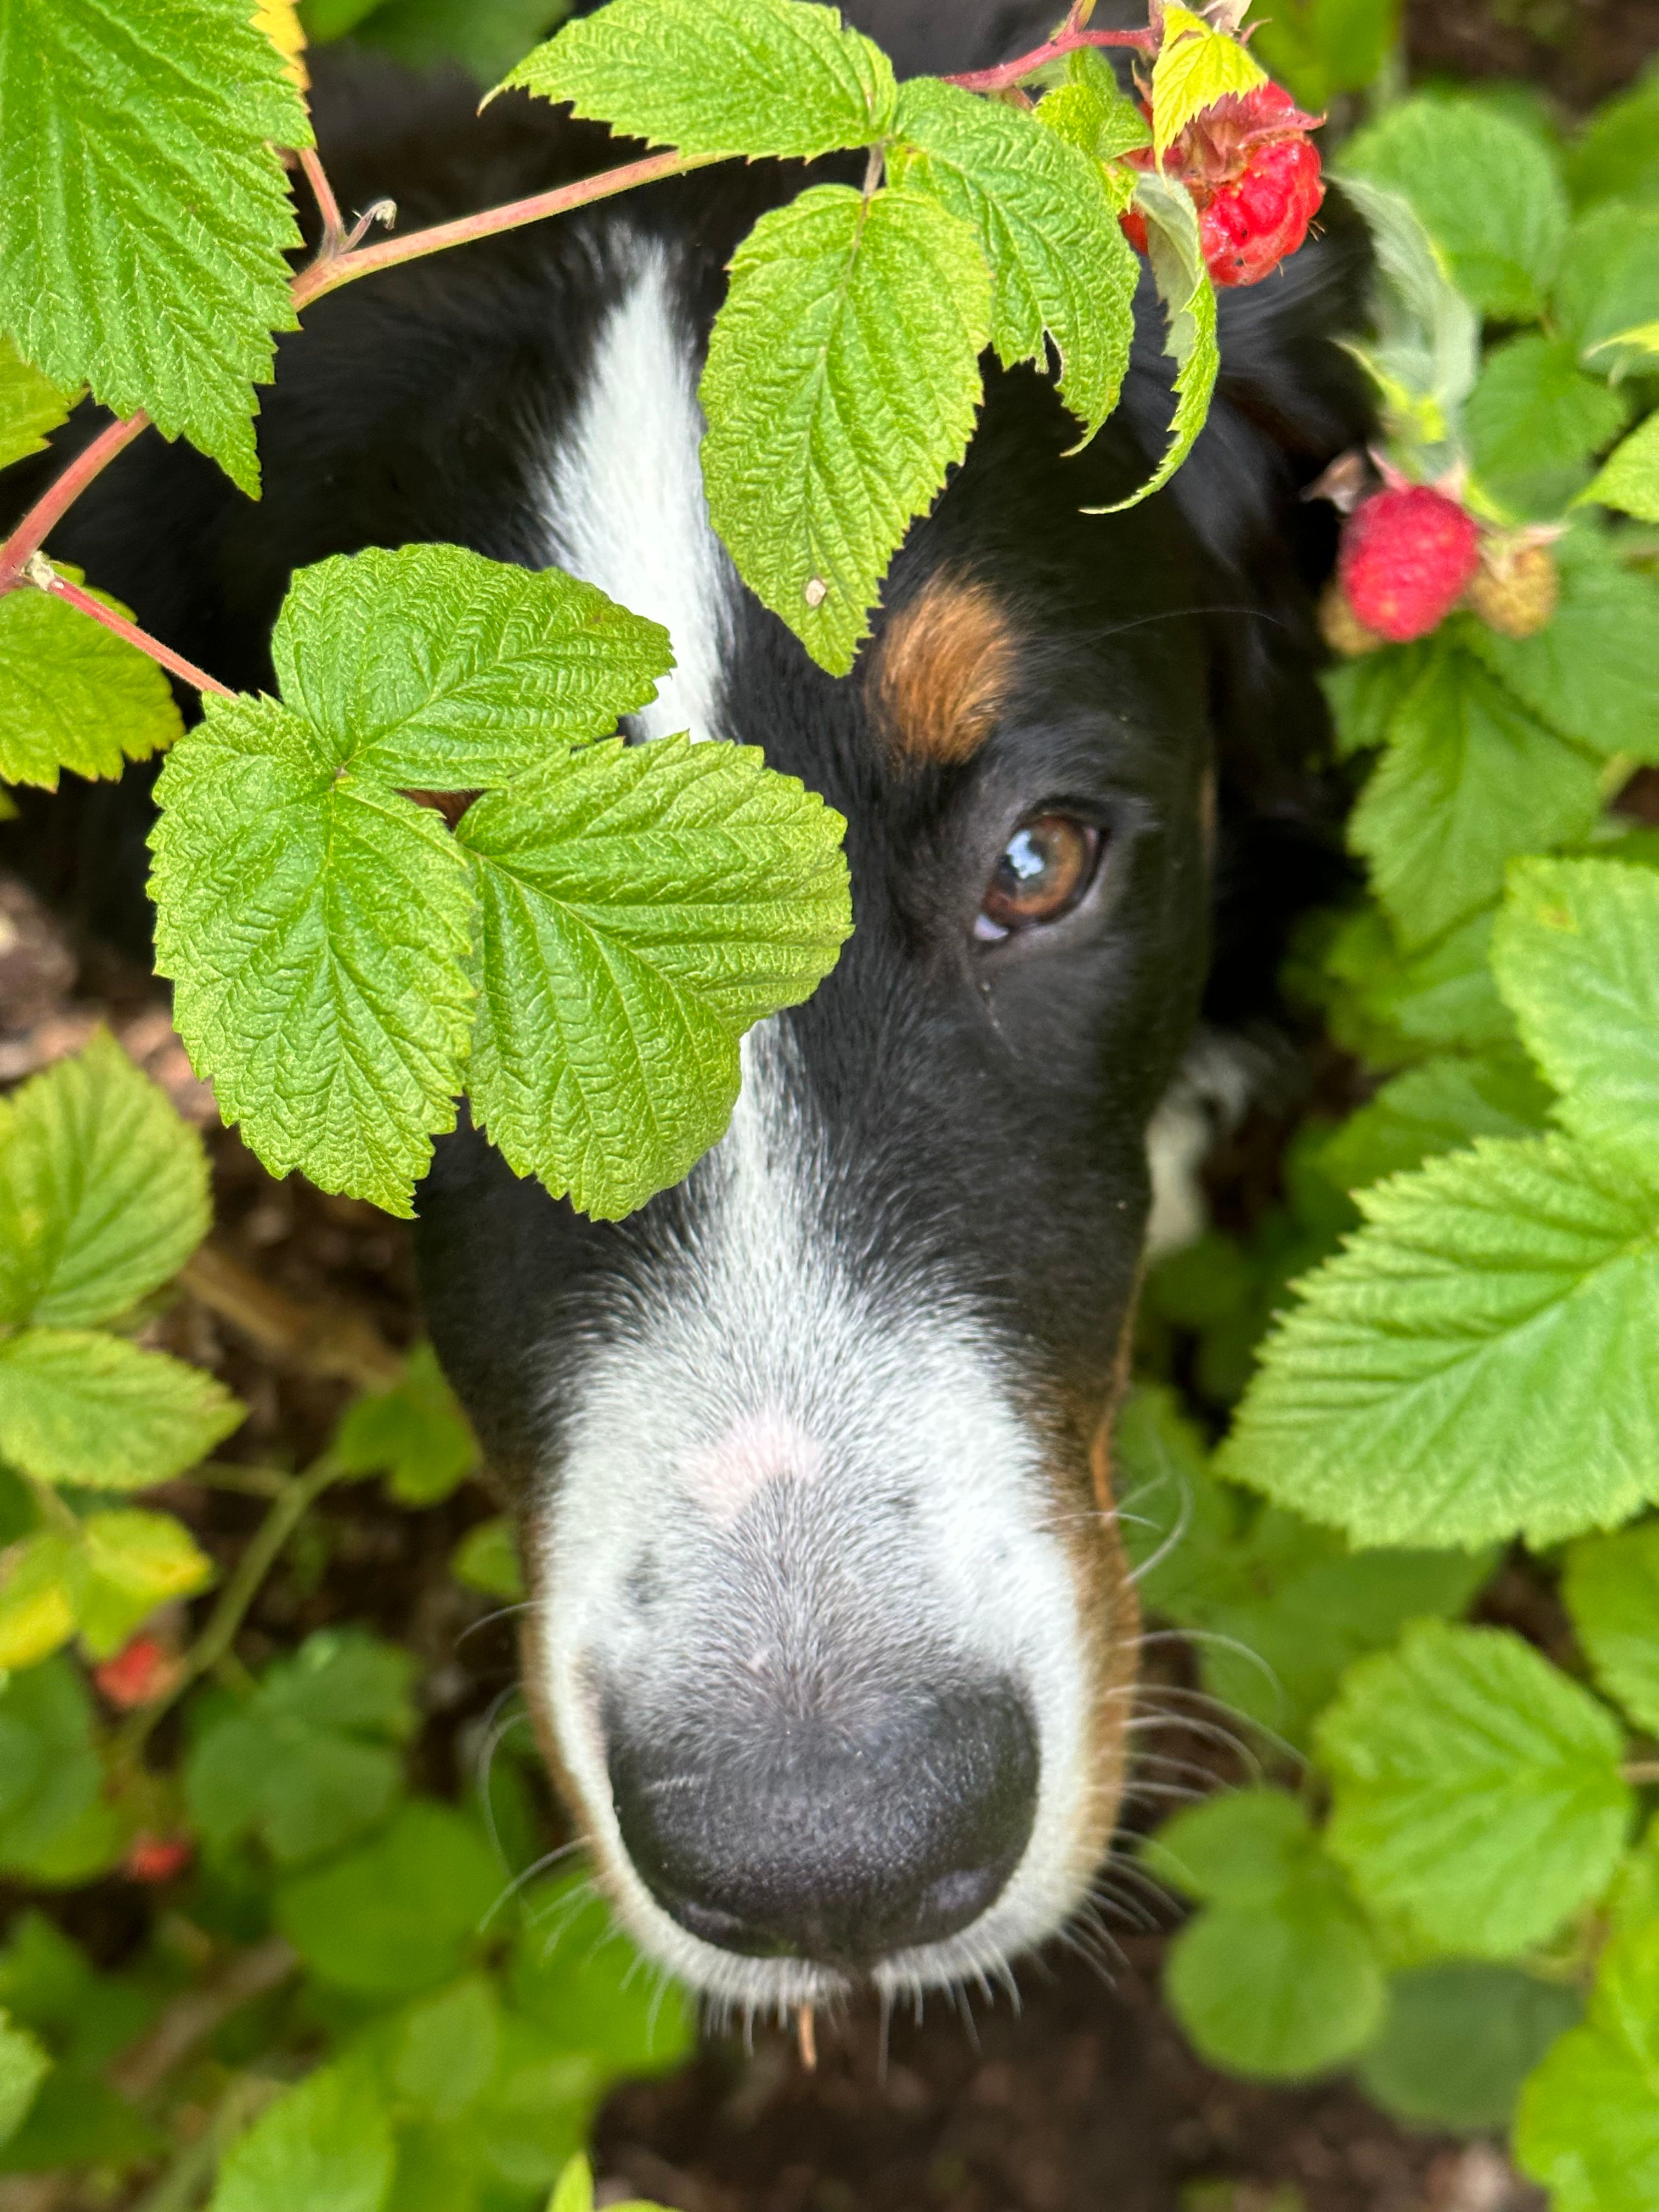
(1, 0, 1658, 2207)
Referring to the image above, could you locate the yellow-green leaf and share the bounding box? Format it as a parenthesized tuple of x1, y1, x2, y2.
(1152, 4, 1267, 162)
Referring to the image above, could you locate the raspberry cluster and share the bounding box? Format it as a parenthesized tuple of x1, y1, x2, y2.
(1124, 83, 1326, 289)
(1323, 483, 1562, 653)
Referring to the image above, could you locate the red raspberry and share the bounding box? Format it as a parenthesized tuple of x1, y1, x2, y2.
(125, 1833, 193, 1884)
(1120, 82, 1325, 289)
(1338, 487, 1483, 645)
(93, 1634, 179, 1711)
(1199, 134, 1324, 287)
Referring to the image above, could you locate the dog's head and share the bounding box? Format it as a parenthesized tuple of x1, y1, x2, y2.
(9, 37, 1371, 2015)
(410, 183, 1371, 2010)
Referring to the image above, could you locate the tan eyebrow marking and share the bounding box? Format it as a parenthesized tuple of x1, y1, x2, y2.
(868, 575, 1017, 768)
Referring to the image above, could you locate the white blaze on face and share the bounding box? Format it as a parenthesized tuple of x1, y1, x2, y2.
(527, 1026, 1104, 2012)
(540, 237, 733, 743)
(526, 243, 1111, 2010)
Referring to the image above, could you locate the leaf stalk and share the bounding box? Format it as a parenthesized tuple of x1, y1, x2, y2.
(117, 1448, 347, 1763)
(22, 557, 235, 700)
(941, 23, 1158, 96)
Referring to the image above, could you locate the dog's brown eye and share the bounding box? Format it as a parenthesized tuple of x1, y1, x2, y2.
(977, 815, 1101, 939)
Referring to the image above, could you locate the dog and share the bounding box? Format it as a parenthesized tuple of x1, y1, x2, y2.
(3, 3, 1372, 2024)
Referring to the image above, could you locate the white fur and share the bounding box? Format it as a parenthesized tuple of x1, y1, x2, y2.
(1144, 1029, 1267, 1257)
(530, 1024, 1105, 2015)
(540, 240, 734, 743)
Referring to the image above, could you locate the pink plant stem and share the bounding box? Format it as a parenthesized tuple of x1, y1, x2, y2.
(0, 409, 151, 584)
(41, 568, 235, 699)
(291, 145, 723, 309)
(297, 142, 347, 251)
(942, 24, 1157, 95)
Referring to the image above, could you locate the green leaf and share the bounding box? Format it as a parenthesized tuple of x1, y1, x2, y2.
(1317, 1051, 1551, 1194)
(1493, 857, 1659, 1176)
(1156, 1792, 1385, 2080)
(0, 0, 309, 495)
(1118, 1390, 1489, 1746)
(0, 1328, 242, 1489)
(1566, 71, 1659, 210)
(1316, 1621, 1633, 1957)
(271, 546, 673, 789)
(450, 1515, 525, 1603)
(549, 2158, 595, 2212)
(1342, 96, 1568, 320)
(0, 340, 76, 472)
(77, 1509, 215, 1660)
(1150, 1787, 1323, 1908)
(150, 693, 477, 1216)
(0, 1029, 210, 1328)
(1220, 1133, 1659, 1548)
(1092, 173, 1219, 515)
(497, 0, 895, 160)
(210, 2064, 395, 2212)
(701, 183, 989, 676)
(1347, 646, 1602, 950)
(1314, 901, 1517, 1068)
(333, 1345, 479, 1506)
(0, 2073, 159, 2175)
(0, 1538, 80, 1672)
(185, 1629, 416, 1865)
(893, 78, 1137, 444)
(1586, 408, 1659, 522)
(1245, 0, 1398, 110)
(1464, 529, 1659, 764)
(0, 1659, 112, 1883)
(1466, 333, 1629, 517)
(1036, 49, 1152, 167)
(1150, 5, 1266, 163)
(1587, 321, 1659, 380)
(1334, 177, 1480, 476)
(0, 569, 186, 789)
(0, 2012, 49, 2150)
(1515, 1918, 1659, 2212)
(1564, 1522, 1659, 1738)
(510, 1872, 695, 2075)
(380, 1976, 500, 2123)
(1553, 206, 1659, 363)
(275, 1799, 501, 1996)
(353, 0, 568, 84)
(1356, 1962, 1581, 2134)
(458, 733, 850, 1218)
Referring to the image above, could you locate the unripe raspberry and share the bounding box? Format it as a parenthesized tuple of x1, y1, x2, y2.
(1337, 486, 1482, 645)
(1318, 578, 1382, 658)
(1467, 541, 1560, 640)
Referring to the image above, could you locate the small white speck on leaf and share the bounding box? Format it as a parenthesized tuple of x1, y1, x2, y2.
(804, 577, 828, 609)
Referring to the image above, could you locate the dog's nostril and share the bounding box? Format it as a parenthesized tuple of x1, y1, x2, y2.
(606, 1681, 1038, 1968)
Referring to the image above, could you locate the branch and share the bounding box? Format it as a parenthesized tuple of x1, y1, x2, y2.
(179, 1241, 404, 1389)
(942, 22, 1157, 94)
(291, 145, 724, 309)
(109, 1938, 298, 2101)
(26, 558, 235, 698)
(117, 1447, 348, 1760)
(0, 409, 151, 584)
(296, 143, 347, 255)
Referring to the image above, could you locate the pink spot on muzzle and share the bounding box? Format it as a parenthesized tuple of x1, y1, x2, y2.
(680, 1408, 828, 1526)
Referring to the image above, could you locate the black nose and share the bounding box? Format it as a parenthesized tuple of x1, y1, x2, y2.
(606, 1680, 1039, 1968)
